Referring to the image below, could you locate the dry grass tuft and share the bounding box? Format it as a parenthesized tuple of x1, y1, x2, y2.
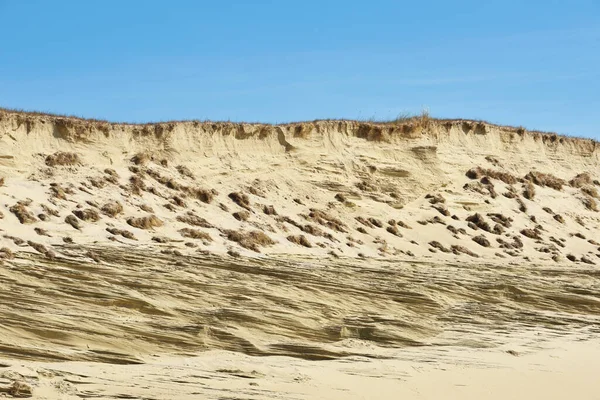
(472, 235, 491, 247)
(176, 165, 195, 179)
(306, 209, 347, 232)
(583, 195, 599, 212)
(0, 247, 14, 260)
(569, 172, 593, 188)
(131, 152, 152, 165)
(106, 227, 136, 240)
(466, 213, 493, 233)
(45, 152, 81, 167)
(223, 229, 275, 252)
(27, 241, 55, 259)
(521, 228, 542, 240)
(101, 201, 124, 218)
(554, 214, 565, 223)
(72, 208, 100, 222)
(185, 187, 216, 203)
(9, 203, 37, 224)
(581, 186, 600, 199)
(263, 205, 278, 215)
(64, 215, 81, 230)
(179, 228, 213, 241)
(0, 177, 4, 187)
(466, 167, 519, 184)
(287, 235, 312, 248)
(233, 211, 250, 221)
(176, 212, 214, 228)
(228, 192, 251, 210)
(524, 171, 565, 190)
(522, 181, 536, 200)
(451, 245, 479, 257)
(127, 215, 164, 230)
(429, 241, 451, 253)
(386, 225, 402, 237)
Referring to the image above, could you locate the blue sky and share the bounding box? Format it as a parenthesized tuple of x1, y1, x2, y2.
(0, 0, 598, 138)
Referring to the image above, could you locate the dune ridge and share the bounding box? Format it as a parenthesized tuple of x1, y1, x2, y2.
(1, 109, 600, 399)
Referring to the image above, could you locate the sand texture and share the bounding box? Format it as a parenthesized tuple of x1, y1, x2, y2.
(1, 109, 599, 398)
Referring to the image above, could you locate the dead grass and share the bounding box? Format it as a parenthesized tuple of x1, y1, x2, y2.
(569, 172, 593, 188)
(64, 215, 81, 230)
(176, 212, 214, 228)
(179, 228, 212, 241)
(0, 247, 14, 260)
(9, 203, 37, 224)
(45, 152, 81, 167)
(287, 235, 312, 248)
(429, 241, 451, 253)
(223, 229, 275, 252)
(386, 225, 402, 237)
(0, 177, 4, 187)
(72, 208, 100, 222)
(131, 152, 152, 165)
(233, 211, 250, 221)
(466, 167, 519, 184)
(466, 213, 493, 233)
(306, 209, 347, 232)
(185, 187, 216, 203)
(228, 192, 251, 210)
(129, 175, 146, 195)
(451, 245, 479, 257)
(581, 186, 600, 199)
(522, 181, 536, 200)
(50, 183, 73, 200)
(127, 215, 164, 230)
(582, 195, 599, 212)
(176, 165, 195, 179)
(554, 214, 565, 223)
(521, 229, 542, 240)
(27, 241, 55, 259)
(524, 171, 565, 190)
(101, 201, 124, 217)
(263, 205, 277, 215)
(472, 235, 491, 247)
(106, 227, 136, 240)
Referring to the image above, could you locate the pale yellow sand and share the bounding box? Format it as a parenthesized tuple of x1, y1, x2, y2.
(1, 110, 599, 398)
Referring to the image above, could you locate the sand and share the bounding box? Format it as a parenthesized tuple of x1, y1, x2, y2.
(0, 109, 599, 398)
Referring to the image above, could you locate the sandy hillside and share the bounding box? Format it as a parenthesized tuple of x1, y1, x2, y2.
(1, 109, 600, 399)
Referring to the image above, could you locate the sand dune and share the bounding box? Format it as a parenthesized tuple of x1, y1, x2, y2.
(1, 109, 600, 398)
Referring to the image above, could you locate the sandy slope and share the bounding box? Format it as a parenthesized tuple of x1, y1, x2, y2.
(1, 110, 600, 398)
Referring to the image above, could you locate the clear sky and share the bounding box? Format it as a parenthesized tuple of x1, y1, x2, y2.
(0, 0, 598, 138)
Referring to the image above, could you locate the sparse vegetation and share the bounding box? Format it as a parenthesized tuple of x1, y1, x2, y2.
(0, 247, 14, 260)
(223, 229, 275, 252)
(569, 172, 593, 188)
(233, 211, 250, 221)
(524, 171, 565, 190)
(45, 152, 80, 167)
(72, 208, 100, 222)
(263, 205, 277, 215)
(472, 235, 491, 247)
(9, 203, 37, 224)
(228, 192, 251, 210)
(176, 165, 195, 179)
(101, 201, 124, 218)
(106, 227, 136, 240)
(583, 195, 599, 211)
(466, 167, 518, 184)
(65, 215, 81, 230)
(522, 181, 536, 200)
(127, 215, 164, 230)
(176, 212, 214, 228)
(287, 235, 312, 248)
(179, 228, 212, 241)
